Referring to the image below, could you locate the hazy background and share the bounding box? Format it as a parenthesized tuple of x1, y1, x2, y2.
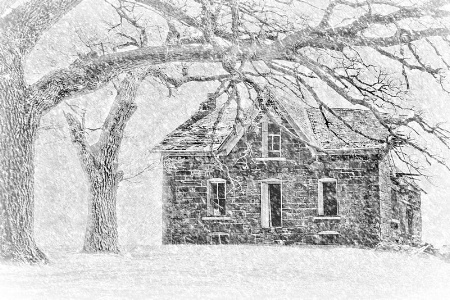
(18, 0, 450, 252)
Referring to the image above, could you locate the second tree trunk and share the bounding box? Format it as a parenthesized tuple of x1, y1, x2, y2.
(83, 170, 120, 253)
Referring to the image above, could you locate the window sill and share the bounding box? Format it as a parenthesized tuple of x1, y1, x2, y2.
(318, 230, 340, 235)
(254, 157, 287, 161)
(313, 216, 341, 221)
(202, 216, 232, 221)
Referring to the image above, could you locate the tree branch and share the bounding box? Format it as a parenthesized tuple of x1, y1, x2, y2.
(25, 0, 450, 125)
(63, 111, 99, 178)
(134, 0, 233, 42)
(28, 42, 288, 115)
(266, 61, 385, 144)
(0, 0, 82, 54)
(96, 72, 141, 165)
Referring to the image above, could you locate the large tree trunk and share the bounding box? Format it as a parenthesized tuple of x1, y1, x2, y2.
(0, 47, 47, 263)
(65, 73, 140, 253)
(83, 169, 121, 253)
(64, 112, 125, 254)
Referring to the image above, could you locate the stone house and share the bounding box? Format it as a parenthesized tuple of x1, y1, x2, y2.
(152, 95, 422, 246)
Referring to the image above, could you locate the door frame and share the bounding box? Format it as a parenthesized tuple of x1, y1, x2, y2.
(260, 178, 283, 228)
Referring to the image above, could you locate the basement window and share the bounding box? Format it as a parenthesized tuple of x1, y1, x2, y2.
(318, 178, 338, 216)
(207, 178, 226, 216)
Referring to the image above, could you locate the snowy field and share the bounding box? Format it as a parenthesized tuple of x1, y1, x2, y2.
(1, 245, 449, 300)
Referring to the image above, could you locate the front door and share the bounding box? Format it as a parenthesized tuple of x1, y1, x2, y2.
(269, 183, 282, 227)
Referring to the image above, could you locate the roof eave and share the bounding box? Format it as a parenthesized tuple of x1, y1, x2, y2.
(152, 149, 216, 156)
(317, 145, 386, 155)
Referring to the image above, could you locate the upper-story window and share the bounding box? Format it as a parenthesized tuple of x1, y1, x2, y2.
(207, 178, 226, 216)
(268, 123, 281, 157)
(262, 117, 282, 158)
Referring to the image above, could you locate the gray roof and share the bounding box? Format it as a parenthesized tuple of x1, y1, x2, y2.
(152, 98, 389, 153)
(152, 104, 240, 152)
(306, 108, 388, 149)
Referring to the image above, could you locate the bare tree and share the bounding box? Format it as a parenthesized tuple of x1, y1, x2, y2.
(64, 72, 141, 253)
(1, 0, 450, 262)
(62, 3, 150, 253)
(1, 0, 86, 263)
(62, 2, 233, 253)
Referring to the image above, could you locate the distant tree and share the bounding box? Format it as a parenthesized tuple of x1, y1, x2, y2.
(1, 0, 450, 263)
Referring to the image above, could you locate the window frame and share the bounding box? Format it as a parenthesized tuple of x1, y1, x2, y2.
(318, 178, 338, 217)
(261, 116, 282, 158)
(268, 123, 282, 158)
(207, 178, 227, 217)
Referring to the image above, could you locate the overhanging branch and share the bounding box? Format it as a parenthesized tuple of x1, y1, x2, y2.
(0, 0, 82, 54)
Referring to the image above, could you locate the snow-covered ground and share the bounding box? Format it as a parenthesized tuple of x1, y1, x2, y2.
(1, 245, 449, 300)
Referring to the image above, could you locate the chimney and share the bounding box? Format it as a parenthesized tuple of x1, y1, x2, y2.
(184, 93, 217, 126)
(199, 93, 217, 112)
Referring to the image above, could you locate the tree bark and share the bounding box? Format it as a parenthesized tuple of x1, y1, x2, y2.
(0, 0, 84, 264)
(83, 166, 122, 253)
(0, 0, 83, 55)
(0, 47, 47, 263)
(65, 73, 140, 253)
(65, 112, 123, 253)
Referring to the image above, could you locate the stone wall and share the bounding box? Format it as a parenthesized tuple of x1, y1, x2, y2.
(379, 154, 393, 241)
(161, 116, 388, 246)
(390, 178, 422, 245)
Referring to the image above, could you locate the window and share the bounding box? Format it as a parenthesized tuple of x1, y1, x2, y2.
(207, 178, 226, 216)
(390, 219, 400, 230)
(268, 123, 281, 157)
(318, 178, 338, 216)
(261, 117, 282, 158)
(260, 179, 283, 228)
(406, 204, 414, 236)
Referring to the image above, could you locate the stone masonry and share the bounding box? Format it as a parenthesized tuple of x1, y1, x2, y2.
(159, 115, 420, 246)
